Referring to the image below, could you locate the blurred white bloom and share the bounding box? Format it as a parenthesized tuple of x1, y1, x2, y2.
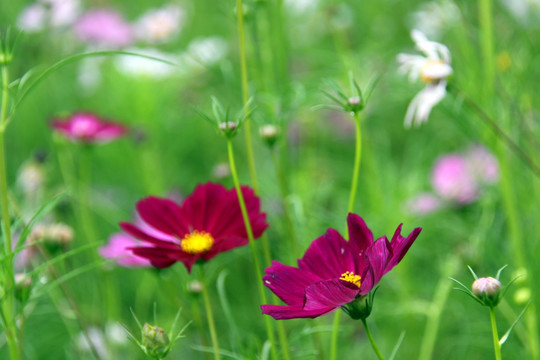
(398, 30, 452, 127)
(78, 57, 103, 93)
(285, 0, 319, 14)
(135, 4, 184, 43)
(17, 0, 80, 32)
(17, 4, 47, 32)
(501, 0, 540, 23)
(212, 163, 230, 179)
(17, 161, 45, 195)
(76, 327, 108, 359)
(114, 48, 178, 79)
(183, 37, 228, 68)
(411, 0, 461, 39)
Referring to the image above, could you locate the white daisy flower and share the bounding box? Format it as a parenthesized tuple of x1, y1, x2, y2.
(398, 30, 452, 127)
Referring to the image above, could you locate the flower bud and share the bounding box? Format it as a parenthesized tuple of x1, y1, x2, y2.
(259, 124, 279, 147)
(142, 323, 170, 359)
(187, 280, 203, 294)
(341, 294, 372, 320)
(219, 121, 237, 131)
(472, 277, 501, 307)
(15, 273, 32, 302)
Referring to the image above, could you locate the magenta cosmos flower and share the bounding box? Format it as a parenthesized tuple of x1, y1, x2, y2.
(120, 182, 268, 272)
(261, 214, 421, 320)
(51, 113, 126, 143)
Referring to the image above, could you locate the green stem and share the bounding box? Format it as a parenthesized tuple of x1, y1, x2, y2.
(346, 112, 362, 215)
(227, 139, 279, 360)
(330, 111, 362, 360)
(329, 310, 342, 360)
(489, 307, 502, 360)
(478, 0, 495, 99)
(236, 0, 258, 192)
(270, 148, 297, 258)
(0, 63, 20, 360)
(361, 318, 385, 360)
(200, 266, 221, 360)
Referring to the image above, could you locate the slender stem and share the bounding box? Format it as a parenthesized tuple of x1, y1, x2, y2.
(329, 310, 342, 360)
(362, 318, 385, 360)
(270, 148, 297, 258)
(227, 139, 279, 360)
(346, 112, 362, 215)
(200, 266, 221, 360)
(489, 307, 502, 360)
(0, 63, 20, 360)
(330, 111, 362, 360)
(479, 0, 495, 99)
(235, 0, 258, 191)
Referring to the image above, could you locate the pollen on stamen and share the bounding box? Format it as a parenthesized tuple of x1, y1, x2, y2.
(181, 230, 214, 254)
(340, 271, 361, 288)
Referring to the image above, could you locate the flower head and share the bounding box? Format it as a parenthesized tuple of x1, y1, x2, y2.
(51, 112, 126, 144)
(134, 4, 184, 44)
(261, 214, 421, 320)
(398, 30, 452, 127)
(431, 154, 479, 204)
(74, 9, 133, 47)
(121, 182, 268, 272)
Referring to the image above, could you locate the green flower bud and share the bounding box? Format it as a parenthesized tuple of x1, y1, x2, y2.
(142, 323, 170, 359)
(341, 294, 372, 320)
(259, 124, 280, 147)
(472, 277, 501, 307)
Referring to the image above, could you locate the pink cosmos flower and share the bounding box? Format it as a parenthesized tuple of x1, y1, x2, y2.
(74, 9, 133, 47)
(431, 154, 478, 204)
(261, 214, 421, 319)
(121, 182, 268, 272)
(465, 145, 499, 184)
(51, 113, 126, 143)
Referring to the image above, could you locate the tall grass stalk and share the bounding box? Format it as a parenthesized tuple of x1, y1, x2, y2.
(227, 139, 279, 360)
(0, 62, 20, 360)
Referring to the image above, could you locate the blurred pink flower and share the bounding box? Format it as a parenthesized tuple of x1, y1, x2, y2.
(431, 154, 478, 204)
(99, 233, 151, 267)
(51, 112, 126, 143)
(466, 145, 499, 184)
(74, 9, 133, 47)
(407, 192, 441, 215)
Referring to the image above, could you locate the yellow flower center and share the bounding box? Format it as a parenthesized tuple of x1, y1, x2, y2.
(340, 271, 361, 288)
(181, 231, 214, 254)
(420, 59, 447, 82)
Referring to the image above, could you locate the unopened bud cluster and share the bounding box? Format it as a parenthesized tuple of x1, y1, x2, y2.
(259, 124, 280, 147)
(142, 323, 170, 359)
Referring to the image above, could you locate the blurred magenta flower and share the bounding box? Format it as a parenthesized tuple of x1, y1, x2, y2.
(74, 9, 133, 47)
(121, 182, 268, 272)
(51, 113, 126, 143)
(261, 214, 421, 319)
(431, 154, 479, 204)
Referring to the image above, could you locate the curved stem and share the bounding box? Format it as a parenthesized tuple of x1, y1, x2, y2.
(489, 307, 502, 360)
(346, 112, 362, 215)
(200, 266, 221, 360)
(227, 139, 279, 360)
(362, 318, 385, 360)
(330, 111, 362, 360)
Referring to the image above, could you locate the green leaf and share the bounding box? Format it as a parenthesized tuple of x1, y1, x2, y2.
(500, 301, 531, 345)
(467, 265, 479, 280)
(388, 331, 406, 360)
(14, 50, 177, 110)
(495, 264, 508, 281)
